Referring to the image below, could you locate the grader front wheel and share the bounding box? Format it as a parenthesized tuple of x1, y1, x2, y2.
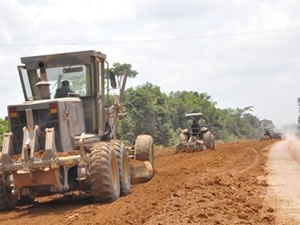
(129, 135, 154, 184)
(135, 135, 154, 169)
(129, 160, 153, 184)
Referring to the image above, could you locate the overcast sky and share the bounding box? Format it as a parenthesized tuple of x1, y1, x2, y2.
(1, 0, 300, 130)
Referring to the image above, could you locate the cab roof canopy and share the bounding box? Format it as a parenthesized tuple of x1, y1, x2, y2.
(184, 112, 203, 118)
(20, 50, 107, 70)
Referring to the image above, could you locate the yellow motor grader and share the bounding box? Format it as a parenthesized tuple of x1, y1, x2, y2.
(176, 112, 215, 152)
(0, 50, 154, 210)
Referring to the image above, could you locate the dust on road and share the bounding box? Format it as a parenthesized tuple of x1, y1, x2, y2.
(267, 138, 300, 224)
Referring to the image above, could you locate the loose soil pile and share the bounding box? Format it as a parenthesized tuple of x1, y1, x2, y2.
(0, 140, 283, 225)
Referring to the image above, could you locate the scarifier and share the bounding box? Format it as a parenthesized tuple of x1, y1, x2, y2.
(0, 50, 154, 210)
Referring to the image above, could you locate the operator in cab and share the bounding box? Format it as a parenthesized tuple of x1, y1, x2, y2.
(191, 119, 200, 137)
(54, 80, 73, 98)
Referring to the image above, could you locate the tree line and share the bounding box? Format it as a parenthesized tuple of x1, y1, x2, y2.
(115, 82, 270, 147)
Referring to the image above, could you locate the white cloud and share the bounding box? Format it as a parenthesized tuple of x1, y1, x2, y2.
(0, 0, 300, 129)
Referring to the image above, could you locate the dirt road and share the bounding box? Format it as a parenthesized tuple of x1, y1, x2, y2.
(267, 137, 300, 224)
(0, 139, 297, 224)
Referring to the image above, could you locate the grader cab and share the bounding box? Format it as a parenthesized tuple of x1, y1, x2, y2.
(0, 50, 154, 210)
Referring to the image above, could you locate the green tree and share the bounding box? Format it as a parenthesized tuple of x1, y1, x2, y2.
(117, 83, 174, 146)
(107, 63, 138, 88)
(0, 118, 9, 149)
(104, 62, 273, 146)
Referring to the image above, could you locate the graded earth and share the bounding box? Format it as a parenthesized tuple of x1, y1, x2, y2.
(1, 139, 299, 225)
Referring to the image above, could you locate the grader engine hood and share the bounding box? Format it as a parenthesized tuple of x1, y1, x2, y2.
(7, 98, 85, 154)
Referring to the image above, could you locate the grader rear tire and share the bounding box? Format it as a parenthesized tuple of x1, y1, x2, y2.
(0, 174, 17, 211)
(111, 140, 131, 196)
(18, 193, 35, 206)
(90, 142, 120, 203)
(135, 135, 154, 169)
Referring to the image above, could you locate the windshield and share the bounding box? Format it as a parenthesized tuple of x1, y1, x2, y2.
(19, 64, 92, 100)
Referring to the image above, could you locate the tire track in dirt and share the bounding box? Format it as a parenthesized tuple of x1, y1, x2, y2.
(0, 140, 278, 225)
(143, 140, 276, 225)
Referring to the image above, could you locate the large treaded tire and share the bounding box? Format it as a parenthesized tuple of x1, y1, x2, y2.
(129, 160, 153, 184)
(18, 193, 35, 206)
(0, 174, 17, 211)
(110, 140, 131, 196)
(135, 135, 154, 169)
(179, 133, 188, 143)
(90, 142, 120, 203)
(203, 131, 215, 150)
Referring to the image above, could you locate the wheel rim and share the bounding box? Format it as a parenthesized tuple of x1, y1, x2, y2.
(122, 153, 130, 187)
(5, 175, 16, 202)
(111, 156, 118, 192)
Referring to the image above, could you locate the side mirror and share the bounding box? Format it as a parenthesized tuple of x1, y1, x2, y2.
(109, 71, 117, 88)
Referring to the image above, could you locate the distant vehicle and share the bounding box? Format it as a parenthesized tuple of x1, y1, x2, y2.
(260, 127, 282, 140)
(176, 112, 215, 152)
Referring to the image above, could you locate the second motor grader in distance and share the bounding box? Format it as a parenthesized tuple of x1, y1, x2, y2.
(0, 50, 154, 211)
(176, 112, 215, 152)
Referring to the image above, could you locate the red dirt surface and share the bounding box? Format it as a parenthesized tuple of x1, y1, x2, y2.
(0, 140, 285, 224)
